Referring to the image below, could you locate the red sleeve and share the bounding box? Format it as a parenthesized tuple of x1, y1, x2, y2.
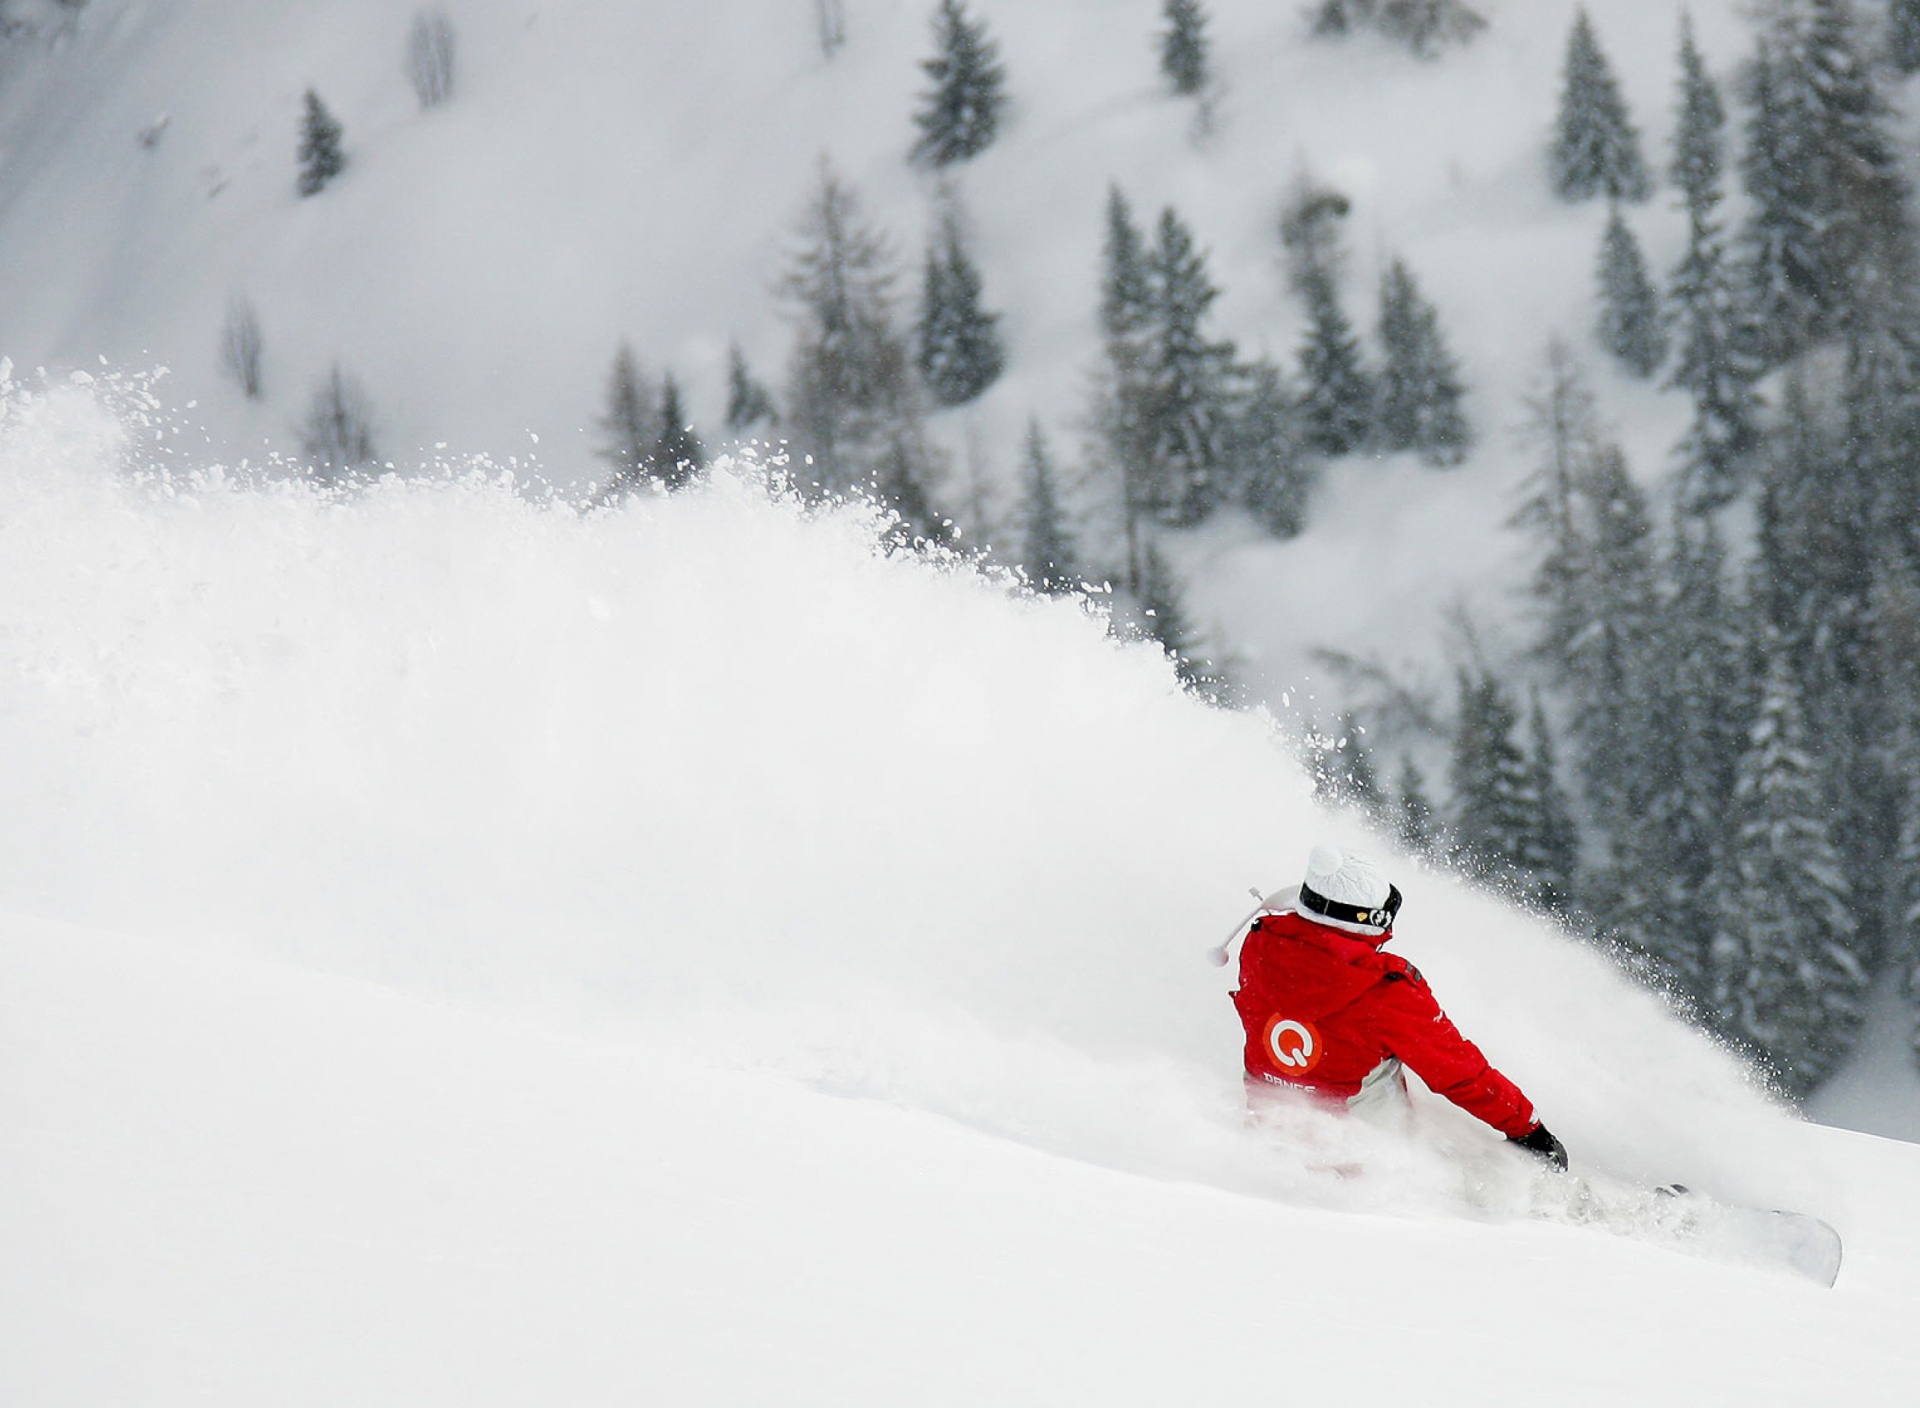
(1367, 971, 1538, 1139)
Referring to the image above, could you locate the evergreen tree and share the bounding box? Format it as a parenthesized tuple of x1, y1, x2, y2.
(1801, 0, 1913, 314)
(781, 158, 941, 527)
(1449, 670, 1534, 887)
(1281, 180, 1372, 456)
(1297, 280, 1373, 456)
(595, 344, 660, 498)
(1228, 359, 1316, 538)
(1017, 420, 1080, 593)
(1666, 12, 1758, 511)
(1374, 256, 1471, 465)
(296, 89, 346, 197)
(1319, 712, 1389, 816)
(1670, 12, 1725, 216)
(1519, 691, 1581, 916)
(1561, 447, 1663, 838)
(1137, 540, 1218, 694)
(651, 375, 705, 490)
(1159, 0, 1210, 97)
(1311, 0, 1487, 58)
(1550, 8, 1652, 203)
(1596, 206, 1667, 377)
(1140, 206, 1235, 525)
(1638, 513, 1750, 983)
(1098, 185, 1157, 591)
(1892, 0, 1920, 74)
(298, 364, 379, 480)
(1709, 642, 1867, 1097)
(917, 207, 1005, 407)
(910, 0, 1008, 168)
(1514, 352, 1664, 873)
(724, 342, 777, 433)
(1395, 757, 1440, 858)
(1876, 574, 1920, 1061)
(1735, 36, 1823, 369)
(1739, 3, 1914, 356)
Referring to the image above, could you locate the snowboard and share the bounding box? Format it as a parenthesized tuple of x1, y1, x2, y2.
(1532, 1171, 1843, 1287)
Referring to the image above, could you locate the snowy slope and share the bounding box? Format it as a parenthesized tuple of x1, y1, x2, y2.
(6, 907, 1919, 1408)
(3, 379, 1917, 1403)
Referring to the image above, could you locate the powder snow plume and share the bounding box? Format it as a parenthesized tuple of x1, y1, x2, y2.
(0, 376, 1816, 1215)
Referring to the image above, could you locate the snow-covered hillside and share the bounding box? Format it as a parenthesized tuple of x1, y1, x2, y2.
(2, 383, 1918, 1404)
(0, 0, 1752, 635)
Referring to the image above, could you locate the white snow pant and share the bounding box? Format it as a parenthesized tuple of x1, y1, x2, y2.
(1244, 1057, 1412, 1135)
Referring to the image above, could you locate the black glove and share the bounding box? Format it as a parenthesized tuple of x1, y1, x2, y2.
(1508, 1122, 1569, 1171)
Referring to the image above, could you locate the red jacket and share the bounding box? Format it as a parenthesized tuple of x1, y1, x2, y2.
(1232, 909, 1538, 1139)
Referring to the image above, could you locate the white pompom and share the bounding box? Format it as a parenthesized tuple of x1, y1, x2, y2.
(1306, 844, 1345, 878)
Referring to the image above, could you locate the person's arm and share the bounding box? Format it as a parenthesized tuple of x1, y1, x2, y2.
(1366, 968, 1541, 1141)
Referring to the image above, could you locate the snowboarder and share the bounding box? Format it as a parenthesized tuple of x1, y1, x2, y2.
(1230, 845, 1568, 1168)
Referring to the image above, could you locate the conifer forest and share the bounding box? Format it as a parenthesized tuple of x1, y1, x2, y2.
(7, 0, 1920, 1111)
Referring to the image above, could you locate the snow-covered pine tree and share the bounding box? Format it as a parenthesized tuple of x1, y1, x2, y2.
(1310, 0, 1487, 59)
(724, 342, 777, 434)
(917, 206, 1004, 407)
(1449, 670, 1533, 888)
(1666, 12, 1758, 512)
(1141, 205, 1235, 525)
(1374, 256, 1471, 466)
(1017, 419, 1080, 594)
(1735, 35, 1822, 370)
(1596, 206, 1667, 377)
(1098, 185, 1157, 591)
(1709, 641, 1866, 1097)
(1159, 0, 1210, 97)
(1550, 7, 1651, 203)
(298, 363, 378, 480)
(1519, 691, 1580, 917)
(1893, 0, 1920, 74)
(651, 374, 704, 490)
(1876, 573, 1920, 1063)
(595, 343, 659, 498)
(1137, 540, 1218, 695)
(1559, 446, 1663, 843)
(1227, 358, 1316, 538)
(871, 422, 953, 545)
(1319, 711, 1389, 817)
(1280, 180, 1372, 456)
(1395, 757, 1439, 858)
(1789, 311, 1920, 985)
(1514, 339, 1602, 633)
(1740, 2, 1914, 353)
(1800, 0, 1913, 316)
(781, 159, 940, 519)
(296, 89, 346, 197)
(910, 0, 1008, 168)
(1641, 512, 1750, 982)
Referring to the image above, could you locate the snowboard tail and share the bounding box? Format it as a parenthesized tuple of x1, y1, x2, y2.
(1537, 1174, 1842, 1287)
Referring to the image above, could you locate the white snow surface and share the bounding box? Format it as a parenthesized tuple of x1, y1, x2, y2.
(4, 3, 1920, 1397)
(3, 381, 1919, 1404)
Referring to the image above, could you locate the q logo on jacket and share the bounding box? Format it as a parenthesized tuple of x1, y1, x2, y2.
(1263, 1015, 1324, 1075)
